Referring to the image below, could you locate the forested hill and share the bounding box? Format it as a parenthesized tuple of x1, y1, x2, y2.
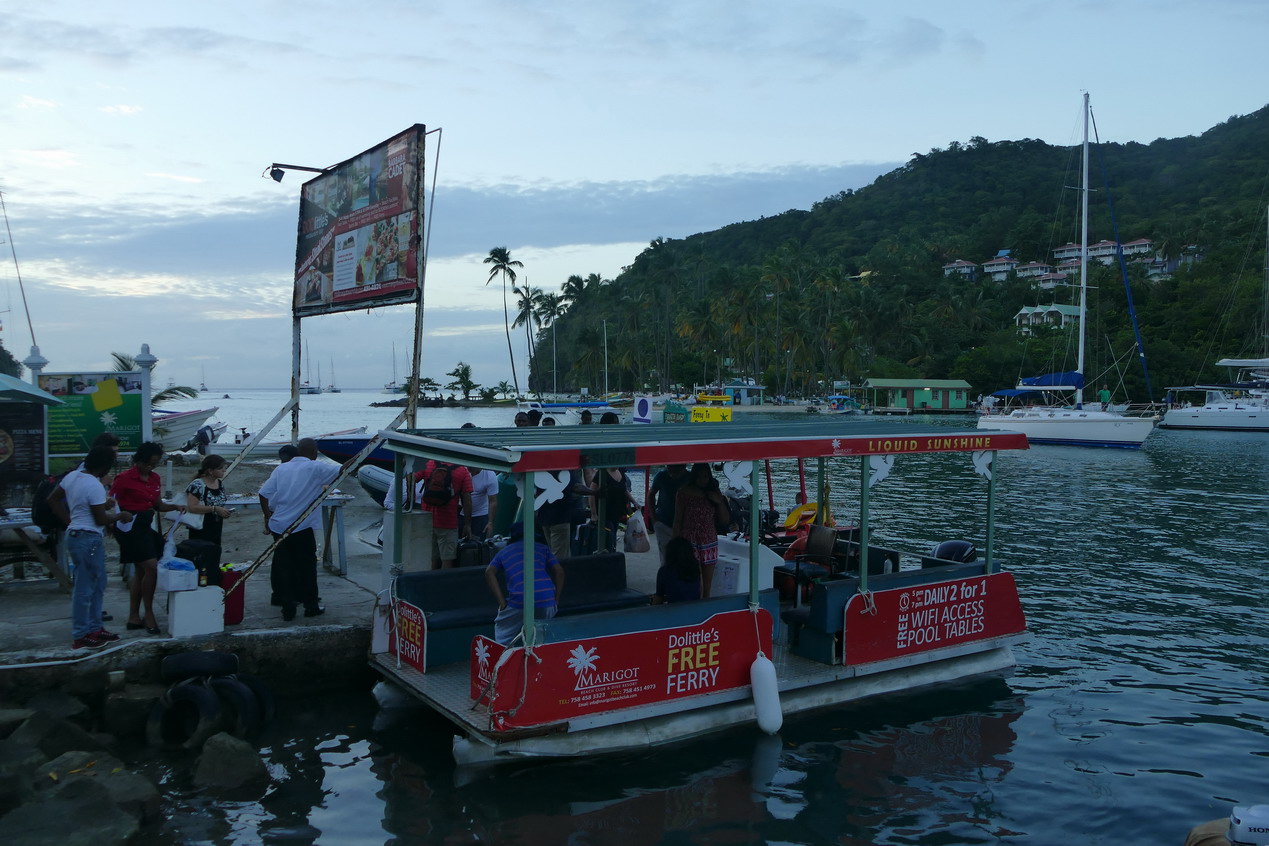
(529, 104, 1269, 401)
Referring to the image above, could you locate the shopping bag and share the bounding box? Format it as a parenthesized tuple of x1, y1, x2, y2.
(624, 511, 651, 553)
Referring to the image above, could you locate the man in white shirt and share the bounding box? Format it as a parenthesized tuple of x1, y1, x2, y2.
(50, 446, 129, 649)
(259, 438, 344, 621)
(466, 467, 500, 537)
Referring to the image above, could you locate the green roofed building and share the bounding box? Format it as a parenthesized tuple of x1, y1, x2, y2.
(862, 378, 974, 414)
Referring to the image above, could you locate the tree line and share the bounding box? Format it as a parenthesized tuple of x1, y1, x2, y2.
(489, 104, 1268, 401)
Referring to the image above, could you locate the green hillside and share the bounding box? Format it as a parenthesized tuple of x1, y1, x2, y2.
(525, 105, 1269, 401)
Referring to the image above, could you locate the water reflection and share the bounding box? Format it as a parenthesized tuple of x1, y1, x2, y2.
(140, 419, 1268, 844)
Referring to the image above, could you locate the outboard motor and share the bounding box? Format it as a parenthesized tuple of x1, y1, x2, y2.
(929, 540, 978, 563)
(194, 424, 216, 455)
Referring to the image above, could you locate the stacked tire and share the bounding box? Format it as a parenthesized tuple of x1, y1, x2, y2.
(146, 652, 276, 751)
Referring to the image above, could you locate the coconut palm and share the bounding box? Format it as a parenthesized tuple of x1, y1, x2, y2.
(111, 352, 196, 405)
(483, 247, 523, 396)
(560, 274, 586, 308)
(512, 284, 544, 365)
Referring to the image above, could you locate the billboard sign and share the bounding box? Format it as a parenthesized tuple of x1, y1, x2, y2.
(38, 372, 146, 455)
(0, 402, 47, 476)
(294, 125, 426, 317)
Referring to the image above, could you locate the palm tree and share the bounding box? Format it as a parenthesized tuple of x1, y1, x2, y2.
(512, 284, 544, 371)
(560, 274, 586, 308)
(483, 247, 523, 395)
(495, 380, 514, 399)
(111, 352, 196, 405)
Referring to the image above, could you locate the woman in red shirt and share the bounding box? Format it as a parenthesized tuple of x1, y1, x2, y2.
(110, 442, 182, 633)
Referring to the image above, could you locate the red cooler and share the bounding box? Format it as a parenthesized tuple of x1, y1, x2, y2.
(222, 570, 245, 625)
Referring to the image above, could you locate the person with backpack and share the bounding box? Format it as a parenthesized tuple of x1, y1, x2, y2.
(47, 445, 131, 649)
(414, 459, 473, 568)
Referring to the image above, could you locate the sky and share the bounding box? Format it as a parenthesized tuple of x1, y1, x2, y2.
(1, 0, 1265, 395)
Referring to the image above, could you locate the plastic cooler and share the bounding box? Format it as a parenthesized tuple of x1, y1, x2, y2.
(221, 569, 245, 625)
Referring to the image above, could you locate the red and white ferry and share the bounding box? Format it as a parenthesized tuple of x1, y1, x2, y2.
(369, 419, 1029, 763)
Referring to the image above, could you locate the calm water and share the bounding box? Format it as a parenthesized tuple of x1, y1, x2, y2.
(147, 392, 1269, 845)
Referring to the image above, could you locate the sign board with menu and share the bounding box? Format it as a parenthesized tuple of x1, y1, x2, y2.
(293, 125, 426, 318)
(0, 402, 47, 478)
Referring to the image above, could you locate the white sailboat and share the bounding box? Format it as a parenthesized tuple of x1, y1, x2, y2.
(1160, 210, 1269, 432)
(327, 357, 342, 393)
(300, 342, 321, 394)
(382, 342, 405, 393)
(978, 93, 1155, 448)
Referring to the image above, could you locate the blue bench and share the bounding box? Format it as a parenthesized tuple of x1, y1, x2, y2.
(393, 552, 646, 667)
(785, 560, 991, 664)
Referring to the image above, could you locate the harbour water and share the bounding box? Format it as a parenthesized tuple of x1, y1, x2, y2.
(146, 391, 1268, 844)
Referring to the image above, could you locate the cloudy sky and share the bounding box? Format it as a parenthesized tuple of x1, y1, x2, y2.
(2, 0, 1264, 392)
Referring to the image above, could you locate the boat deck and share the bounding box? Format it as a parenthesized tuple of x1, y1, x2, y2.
(372, 631, 1022, 746)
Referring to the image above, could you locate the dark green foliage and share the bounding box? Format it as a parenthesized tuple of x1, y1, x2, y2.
(528, 105, 1269, 401)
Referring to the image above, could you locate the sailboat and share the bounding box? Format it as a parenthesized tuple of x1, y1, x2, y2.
(199, 365, 208, 393)
(382, 342, 405, 393)
(1160, 208, 1269, 432)
(978, 93, 1155, 448)
(327, 357, 342, 393)
(300, 342, 321, 394)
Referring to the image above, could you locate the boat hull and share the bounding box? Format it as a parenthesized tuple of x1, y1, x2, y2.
(373, 639, 1019, 764)
(978, 409, 1155, 447)
(1159, 406, 1268, 431)
(316, 433, 392, 468)
(151, 407, 220, 452)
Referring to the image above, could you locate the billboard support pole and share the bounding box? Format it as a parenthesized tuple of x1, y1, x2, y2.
(407, 128, 430, 429)
(291, 316, 302, 443)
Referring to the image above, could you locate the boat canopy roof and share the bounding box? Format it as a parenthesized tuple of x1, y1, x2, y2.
(377, 419, 1028, 474)
(1216, 358, 1269, 368)
(1019, 371, 1084, 389)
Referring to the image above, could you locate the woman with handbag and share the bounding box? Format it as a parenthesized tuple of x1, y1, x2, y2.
(184, 454, 234, 546)
(110, 442, 183, 634)
(595, 467, 638, 552)
(672, 463, 735, 598)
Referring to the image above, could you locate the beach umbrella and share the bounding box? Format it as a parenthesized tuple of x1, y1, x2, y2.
(0, 373, 64, 406)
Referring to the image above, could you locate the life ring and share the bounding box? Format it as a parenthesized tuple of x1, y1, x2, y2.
(161, 651, 239, 683)
(233, 673, 276, 726)
(209, 678, 262, 738)
(146, 681, 223, 750)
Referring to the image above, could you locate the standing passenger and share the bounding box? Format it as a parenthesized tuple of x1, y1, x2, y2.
(111, 442, 182, 634)
(51, 446, 129, 649)
(259, 438, 342, 620)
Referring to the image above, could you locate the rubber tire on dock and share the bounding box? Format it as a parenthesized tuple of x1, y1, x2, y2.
(161, 651, 239, 683)
(146, 682, 223, 751)
(208, 677, 262, 738)
(233, 673, 277, 726)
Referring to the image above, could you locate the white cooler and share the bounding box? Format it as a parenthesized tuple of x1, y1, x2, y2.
(167, 586, 225, 637)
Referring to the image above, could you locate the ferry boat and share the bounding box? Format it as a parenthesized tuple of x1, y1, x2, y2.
(369, 419, 1030, 764)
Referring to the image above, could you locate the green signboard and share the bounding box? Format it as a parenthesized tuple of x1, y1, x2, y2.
(38, 372, 145, 455)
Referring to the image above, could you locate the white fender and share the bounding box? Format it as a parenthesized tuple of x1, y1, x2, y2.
(749, 653, 783, 734)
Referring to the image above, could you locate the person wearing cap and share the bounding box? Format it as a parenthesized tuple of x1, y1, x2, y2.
(484, 522, 565, 646)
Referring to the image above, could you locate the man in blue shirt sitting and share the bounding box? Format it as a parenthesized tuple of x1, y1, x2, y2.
(484, 522, 565, 646)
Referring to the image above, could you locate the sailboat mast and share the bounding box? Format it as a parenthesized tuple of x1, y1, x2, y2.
(1076, 92, 1090, 408)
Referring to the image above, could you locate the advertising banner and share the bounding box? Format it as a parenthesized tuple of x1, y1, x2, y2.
(470, 609, 774, 730)
(390, 598, 427, 673)
(0, 402, 46, 476)
(294, 125, 425, 317)
(843, 572, 1026, 666)
(38, 372, 145, 455)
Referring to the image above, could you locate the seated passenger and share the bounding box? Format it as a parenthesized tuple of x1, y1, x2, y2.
(485, 522, 565, 646)
(651, 537, 701, 605)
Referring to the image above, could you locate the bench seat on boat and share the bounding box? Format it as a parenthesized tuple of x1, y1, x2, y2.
(540, 588, 782, 643)
(785, 560, 991, 665)
(393, 551, 647, 668)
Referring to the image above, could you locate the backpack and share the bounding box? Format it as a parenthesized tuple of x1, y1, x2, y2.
(31, 474, 69, 534)
(420, 463, 455, 507)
